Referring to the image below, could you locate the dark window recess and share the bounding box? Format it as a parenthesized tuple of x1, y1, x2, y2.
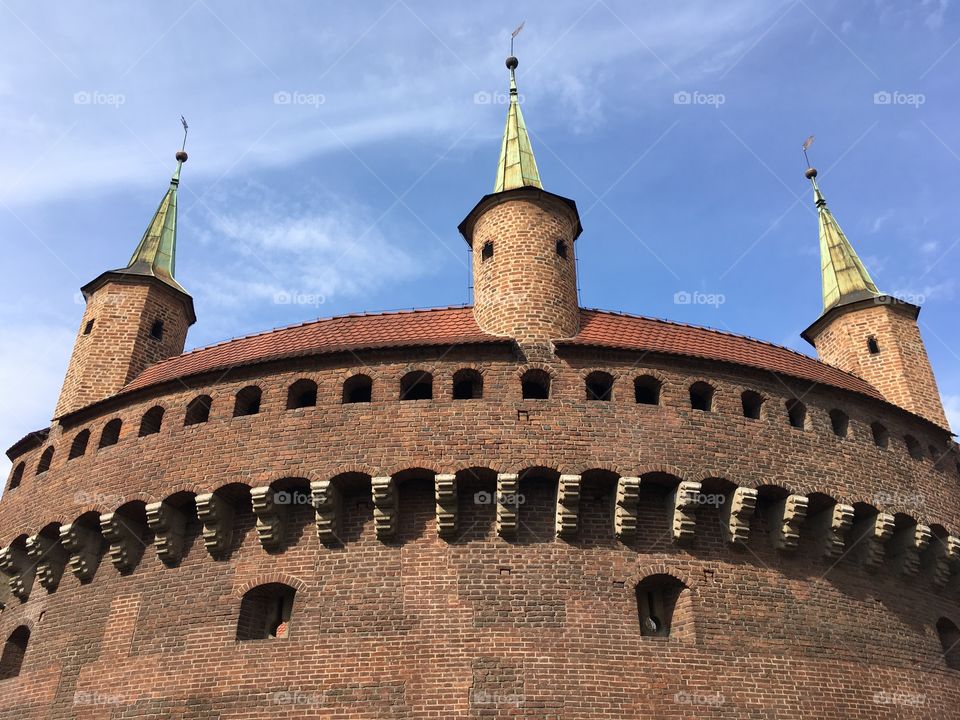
(139, 406, 165, 436)
(83, 319, 95, 335)
(481, 241, 494, 261)
(287, 379, 318, 409)
(905, 435, 924, 460)
(871, 422, 889, 449)
(36, 447, 53, 475)
(867, 336, 880, 354)
(585, 371, 613, 401)
(741, 391, 763, 420)
(634, 376, 661, 405)
(786, 399, 806, 430)
(689, 382, 714, 412)
(937, 618, 960, 670)
(0, 626, 30, 680)
(636, 575, 686, 638)
(521, 370, 550, 400)
(99, 419, 122, 448)
(452, 369, 483, 400)
(556, 239, 568, 258)
(343, 375, 373, 404)
(184, 396, 212, 426)
(68, 430, 90, 460)
(233, 386, 262, 417)
(236, 583, 296, 641)
(400, 372, 433, 401)
(150, 320, 164, 340)
(9, 463, 24, 490)
(829, 409, 849, 438)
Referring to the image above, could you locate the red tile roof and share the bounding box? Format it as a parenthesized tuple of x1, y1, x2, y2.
(560, 309, 883, 399)
(120, 305, 882, 402)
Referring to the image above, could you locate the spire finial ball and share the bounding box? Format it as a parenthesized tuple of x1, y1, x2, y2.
(176, 150, 188, 163)
(506, 56, 518, 70)
(804, 166, 817, 179)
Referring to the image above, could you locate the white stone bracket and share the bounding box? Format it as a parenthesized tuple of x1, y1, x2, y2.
(767, 494, 809, 552)
(849, 512, 895, 571)
(311, 479, 342, 545)
(59, 521, 103, 582)
(26, 532, 68, 592)
(372, 476, 397, 541)
(145, 501, 188, 566)
(195, 492, 235, 558)
(435, 474, 458, 540)
(887, 523, 932, 577)
(613, 477, 640, 541)
(496, 473, 519, 539)
(806, 503, 854, 559)
(0, 544, 35, 601)
(556, 475, 581, 539)
(924, 535, 960, 588)
(250, 486, 291, 551)
(667, 480, 702, 544)
(721, 486, 758, 547)
(100, 512, 146, 574)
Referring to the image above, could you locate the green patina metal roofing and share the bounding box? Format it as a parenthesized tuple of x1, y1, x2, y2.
(809, 172, 881, 313)
(120, 158, 189, 295)
(493, 60, 542, 193)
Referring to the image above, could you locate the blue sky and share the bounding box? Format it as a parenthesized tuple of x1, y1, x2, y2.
(1, 0, 958, 474)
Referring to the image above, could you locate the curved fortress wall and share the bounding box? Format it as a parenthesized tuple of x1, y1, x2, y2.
(1, 343, 959, 718)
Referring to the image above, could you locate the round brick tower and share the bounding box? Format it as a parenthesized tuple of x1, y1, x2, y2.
(458, 56, 583, 344)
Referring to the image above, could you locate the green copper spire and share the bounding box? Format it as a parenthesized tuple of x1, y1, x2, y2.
(806, 167, 881, 313)
(121, 150, 189, 295)
(494, 56, 542, 193)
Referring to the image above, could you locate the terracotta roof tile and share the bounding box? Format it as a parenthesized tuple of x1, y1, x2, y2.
(560, 309, 883, 400)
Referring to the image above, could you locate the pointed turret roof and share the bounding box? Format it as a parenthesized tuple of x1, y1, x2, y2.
(493, 56, 542, 193)
(118, 152, 189, 295)
(806, 167, 882, 313)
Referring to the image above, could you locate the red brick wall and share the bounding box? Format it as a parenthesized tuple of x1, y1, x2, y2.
(812, 302, 949, 429)
(471, 195, 580, 343)
(3, 346, 959, 718)
(54, 280, 191, 419)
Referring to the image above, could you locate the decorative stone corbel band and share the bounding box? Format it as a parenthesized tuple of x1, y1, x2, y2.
(667, 480, 702, 544)
(887, 523, 932, 577)
(768, 494, 809, 552)
(26, 532, 67, 592)
(100, 512, 146, 573)
(435, 474, 458, 539)
(496, 473, 519, 539)
(806, 502, 854, 558)
(721, 486, 757, 546)
(613, 477, 640, 540)
(372, 476, 397, 541)
(0, 569, 11, 608)
(195, 492, 235, 557)
(250, 486, 291, 551)
(849, 512, 895, 571)
(145, 501, 188, 566)
(924, 535, 960, 588)
(311, 479, 342, 545)
(59, 521, 103, 582)
(556, 475, 581, 539)
(0, 544, 35, 601)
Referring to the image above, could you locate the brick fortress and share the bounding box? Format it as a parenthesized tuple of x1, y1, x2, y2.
(0, 56, 958, 718)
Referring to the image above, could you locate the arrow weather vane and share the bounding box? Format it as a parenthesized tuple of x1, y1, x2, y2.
(510, 21, 524, 55)
(802, 134, 815, 168)
(180, 115, 189, 151)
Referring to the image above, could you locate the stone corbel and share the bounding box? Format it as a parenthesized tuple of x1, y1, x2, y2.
(720, 486, 758, 547)
(667, 480, 702, 544)
(195, 492, 235, 557)
(887, 523, 932, 577)
(849, 512, 895, 571)
(0, 544, 35, 601)
(59, 521, 103, 582)
(806, 503, 854, 558)
(100, 512, 146, 573)
(924, 535, 960, 588)
(372, 476, 397, 541)
(555, 475, 581, 539)
(311, 479, 342, 545)
(25, 532, 68, 591)
(435, 474, 458, 540)
(145, 501, 188, 565)
(496, 473, 519, 539)
(250, 486, 291, 551)
(613, 477, 640, 541)
(768, 494, 809, 552)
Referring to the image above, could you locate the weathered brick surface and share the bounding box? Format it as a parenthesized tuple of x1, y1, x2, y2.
(2, 343, 959, 718)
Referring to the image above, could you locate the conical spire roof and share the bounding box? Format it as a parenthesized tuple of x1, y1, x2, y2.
(118, 153, 189, 295)
(493, 56, 542, 193)
(806, 168, 881, 313)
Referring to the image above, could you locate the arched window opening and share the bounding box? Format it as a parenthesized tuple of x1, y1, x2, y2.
(905, 435, 924, 460)
(585, 371, 613, 401)
(829, 409, 849, 438)
(68, 430, 90, 460)
(937, 618, 960, 670)
(481, 241, 494, 261)
(556, 239, 568, 258)
(139, 406, 164, 437)
(636, 575, 688, 638)
(343, 375, 372, 404)
(36, 447, 53, 475)
(521, 370, 550, 400)
(83, 319, 95, 335)
(634, 375, 661, 405)
(871, 422, 889, 449)
(689, 382, 714, 412)
(867, 336, 880, 355)
(452, 369, 483, 400)
(0, 626, 29, 680)
(741, 390, 763, 420)
(150, 319, 164, 340)
(233, 386, 262, 417)
(236, 583, 296, 641)
(287, 379, 318, 409)
(400, 371, 433, 401)
(9, 463, 24, 491)
(786, 399, 806, 430)
(99, 419, 122, 448)
(184, 396, 212, 426)
(929, 445, 942, 464)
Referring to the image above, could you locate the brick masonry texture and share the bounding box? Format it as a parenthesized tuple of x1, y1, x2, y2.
(2, 342, 959, 718)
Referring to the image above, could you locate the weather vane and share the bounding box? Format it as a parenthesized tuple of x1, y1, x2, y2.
(510, 21, 524, 56)
(801, 134, 815, 168)
(180, 115, 189, 152)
